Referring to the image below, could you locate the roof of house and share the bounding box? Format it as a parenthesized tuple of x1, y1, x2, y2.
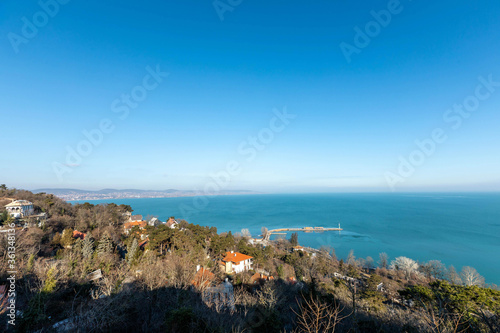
(124, 221, 147, 229)
(222, 251, 253, 264)
(250, 273, 266, 283)
(72, 230, 86, 239)
(293, 246, 304, 250)
(250, 273, 275, 284)
(166, 217, 178, 227)
(5, 200, 33, 207)
(130, 214, 143, 221)
(138, 238, 149, 249)
(191, 267, 215, 287)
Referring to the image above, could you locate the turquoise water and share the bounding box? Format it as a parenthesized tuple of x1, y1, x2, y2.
(72, 193, 500, 285)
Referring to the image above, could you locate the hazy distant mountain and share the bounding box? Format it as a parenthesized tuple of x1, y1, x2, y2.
(33, 188, 257, 201)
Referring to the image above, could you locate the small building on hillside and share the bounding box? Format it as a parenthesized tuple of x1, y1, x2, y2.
(138, 238, 149, 250)
(293, 245, 305, 252)
(73, 230, 86, 240)
(148, 217, 161, 227)
(129, 215, 143, 222)
(191, 266, 215, 289)
(165, 217, 178, 229)
(5, 200, 34, 218)
(123, 221, 147, 235)
(220, 251, 253, 274)
(190, 266, 235, 311)
(26, 212, 47, 228)
(250, 273, 274, 285)
(248, 238, 265, 246)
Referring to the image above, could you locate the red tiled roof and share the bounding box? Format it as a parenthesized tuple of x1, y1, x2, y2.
(124, 221, 147, 229)
(72, 230, 86, 239)
(251, 273, 274, 284)
(222, 251, 253, 264)
(166, 217, 178, 227)
(250, 273, 264, 283)
(139, 238, 149, 249)
(191, 267, 215, 287)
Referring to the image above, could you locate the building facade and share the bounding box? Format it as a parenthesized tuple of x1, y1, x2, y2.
(5, 200, 34, 218)
(221, 251, 253, 274)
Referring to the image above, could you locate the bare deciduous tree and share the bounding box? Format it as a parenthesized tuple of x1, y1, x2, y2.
(390, 256, 419, 279)
(139, 255, 171, 291)
(447, 265, 462, 285)
(346, 250, 356, 266)
(241, 228, 251, 238)
(261, 227, 268, 239)
(364, 256, 374, 270)
(91, 263, 128, 299)
(256, 282, 280, 309)
(460, 266, 485, 287)
(378, 252, 388, 269)
(293, 296, 348, 333)
(419, 299, 469, 333)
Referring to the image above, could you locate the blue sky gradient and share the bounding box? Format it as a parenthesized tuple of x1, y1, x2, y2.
(1, 0, 499, 192)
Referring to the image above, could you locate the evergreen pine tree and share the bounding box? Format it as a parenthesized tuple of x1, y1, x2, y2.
(127, 238, 138, 264)
(61, 228, 75, 248)
(73, 238, 84, 256)
(82, 236, 95, 259)
(97, 232, 113, 256)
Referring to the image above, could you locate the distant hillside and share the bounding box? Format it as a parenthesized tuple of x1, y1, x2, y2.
(33, 188, 258, 201)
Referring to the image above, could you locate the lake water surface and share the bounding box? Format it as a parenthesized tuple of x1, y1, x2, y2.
(72, 193, 500, 285)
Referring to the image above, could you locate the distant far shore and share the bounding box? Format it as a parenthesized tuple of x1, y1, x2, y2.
(33, 188, 260, 202)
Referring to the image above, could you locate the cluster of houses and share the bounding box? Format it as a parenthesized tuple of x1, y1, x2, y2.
(0, 198, 333, 321)
(122, 214, 179, 235)
(121, 215, 180, 250)
(190, 251, 276, 311)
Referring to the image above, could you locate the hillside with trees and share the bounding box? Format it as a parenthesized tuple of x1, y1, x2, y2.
(0, 186, 499, 332)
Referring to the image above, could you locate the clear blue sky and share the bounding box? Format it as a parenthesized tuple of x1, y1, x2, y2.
(1, 0, 499, 192)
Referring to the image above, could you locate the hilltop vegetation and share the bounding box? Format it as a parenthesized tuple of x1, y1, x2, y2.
(0, 187, 499, 332)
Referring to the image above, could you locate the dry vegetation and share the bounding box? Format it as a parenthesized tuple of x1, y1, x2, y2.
(0, 186, 499, 332)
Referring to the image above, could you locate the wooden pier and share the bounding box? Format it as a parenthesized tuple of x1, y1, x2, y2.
(264, 224, 342, 241)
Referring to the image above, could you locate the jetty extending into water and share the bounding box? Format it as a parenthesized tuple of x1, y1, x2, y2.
(264, 224, 342, 241)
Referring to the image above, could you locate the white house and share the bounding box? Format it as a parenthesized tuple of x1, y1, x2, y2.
(129, 214, 143, 222)
(148, 217, 161, 227)
(220, 251, 253, 274)
(166, 217, 179, 229)
(5, 200, 34, 218)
